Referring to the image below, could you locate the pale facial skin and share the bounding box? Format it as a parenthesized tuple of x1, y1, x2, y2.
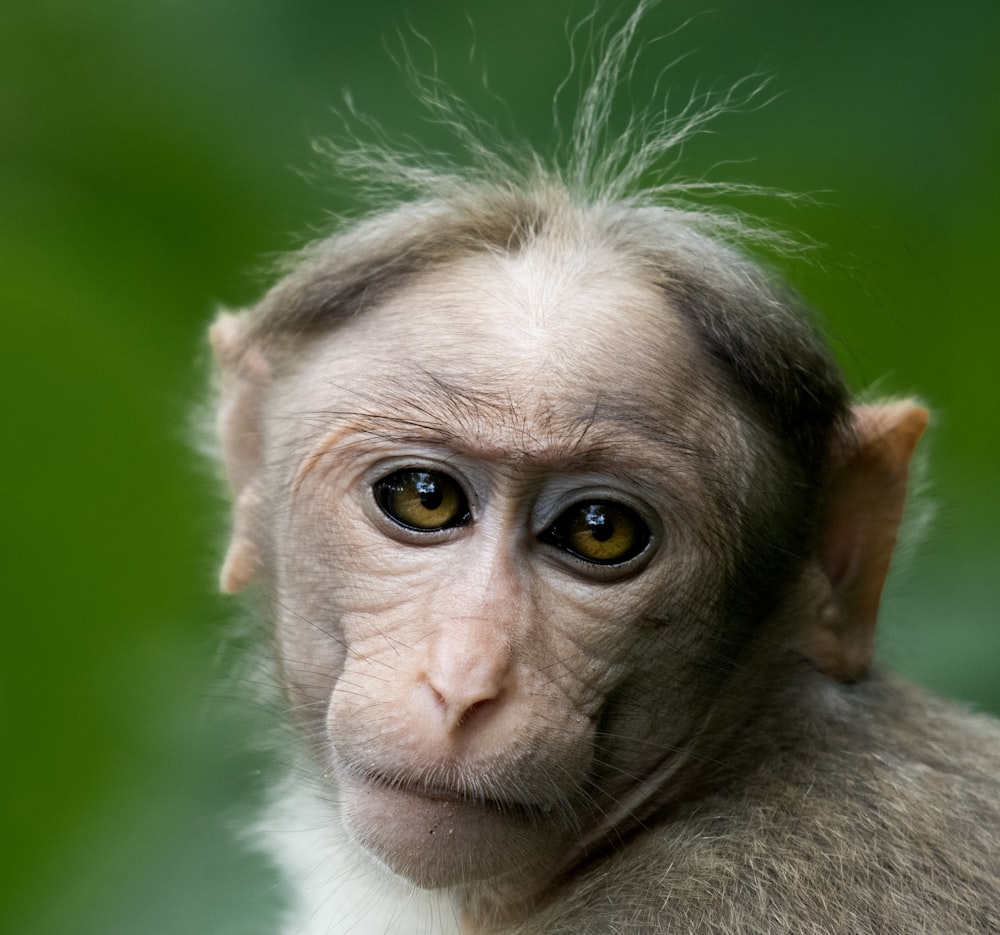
(214, 215, 936, 935)
(257, 242, 763, 892)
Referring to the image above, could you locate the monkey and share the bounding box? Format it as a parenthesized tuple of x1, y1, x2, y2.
(207, 8, 1000, 935)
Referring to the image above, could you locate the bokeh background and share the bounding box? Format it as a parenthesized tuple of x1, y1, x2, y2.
(3, 1, 998, 933)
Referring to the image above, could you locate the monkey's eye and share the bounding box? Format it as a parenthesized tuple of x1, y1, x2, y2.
(373, 469, 471, 532)
(540, 501, 651, 565)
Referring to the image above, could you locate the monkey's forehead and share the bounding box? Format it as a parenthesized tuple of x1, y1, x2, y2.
(266, 248, 749, 480)
(285, 247, 711, 403)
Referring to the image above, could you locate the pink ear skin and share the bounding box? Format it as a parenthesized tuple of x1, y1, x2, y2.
(209, 312, 270, 594)
(804, 402, 929, 682)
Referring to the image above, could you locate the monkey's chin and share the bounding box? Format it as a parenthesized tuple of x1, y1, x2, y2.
(340, 773, 563, 889)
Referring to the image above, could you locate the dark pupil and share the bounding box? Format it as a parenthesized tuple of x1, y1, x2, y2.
(585, 505, 614, 541)
(415, 476, 443, 510)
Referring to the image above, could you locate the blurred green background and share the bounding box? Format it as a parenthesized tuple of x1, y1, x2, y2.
(2, 1, 997, 933)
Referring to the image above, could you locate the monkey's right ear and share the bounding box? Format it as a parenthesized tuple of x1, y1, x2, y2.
(209, 312, 271, 594)
(803, 401, 929, 681)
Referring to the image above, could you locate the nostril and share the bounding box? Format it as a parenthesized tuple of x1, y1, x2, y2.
(429, 684, 448, 710)
(423, 676, 501, 732)
(456, 698, 489, 728)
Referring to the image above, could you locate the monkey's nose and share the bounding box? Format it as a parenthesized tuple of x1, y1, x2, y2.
(424, 677, 503, 733)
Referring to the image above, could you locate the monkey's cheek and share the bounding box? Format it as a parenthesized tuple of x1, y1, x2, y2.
(340, 777, 562, 889)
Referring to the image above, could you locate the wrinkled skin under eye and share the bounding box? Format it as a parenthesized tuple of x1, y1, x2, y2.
(541, 501, 651, 565)
(373, 468, 472, 532)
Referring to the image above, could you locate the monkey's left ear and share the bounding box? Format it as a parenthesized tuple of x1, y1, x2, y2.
(803, 401, 929, 681)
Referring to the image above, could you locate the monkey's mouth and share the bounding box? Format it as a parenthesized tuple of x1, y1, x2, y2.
(349, 766, 548, 818)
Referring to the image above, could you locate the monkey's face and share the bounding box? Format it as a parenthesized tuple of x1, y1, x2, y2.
(260, 245, 761, 889)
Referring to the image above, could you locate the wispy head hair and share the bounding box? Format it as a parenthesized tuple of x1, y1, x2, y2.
(308, 1, 796, 255)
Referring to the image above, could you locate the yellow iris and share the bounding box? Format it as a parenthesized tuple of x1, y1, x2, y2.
(375, 469, 469, 531)
(562, 503, 642, 562)
(539, 499, 652, 566)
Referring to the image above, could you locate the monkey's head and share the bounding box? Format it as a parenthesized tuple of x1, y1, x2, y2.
(210, 187, 926, 893)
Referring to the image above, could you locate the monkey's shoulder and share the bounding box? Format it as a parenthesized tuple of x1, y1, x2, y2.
(534, 673, 1000, 935)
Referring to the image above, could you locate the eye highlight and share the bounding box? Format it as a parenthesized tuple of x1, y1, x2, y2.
(373, 469, 471, 532)
(540, 501, 651, 565)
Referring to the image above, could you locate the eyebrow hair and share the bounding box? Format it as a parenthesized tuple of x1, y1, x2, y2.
(297, 370, 709, 476)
